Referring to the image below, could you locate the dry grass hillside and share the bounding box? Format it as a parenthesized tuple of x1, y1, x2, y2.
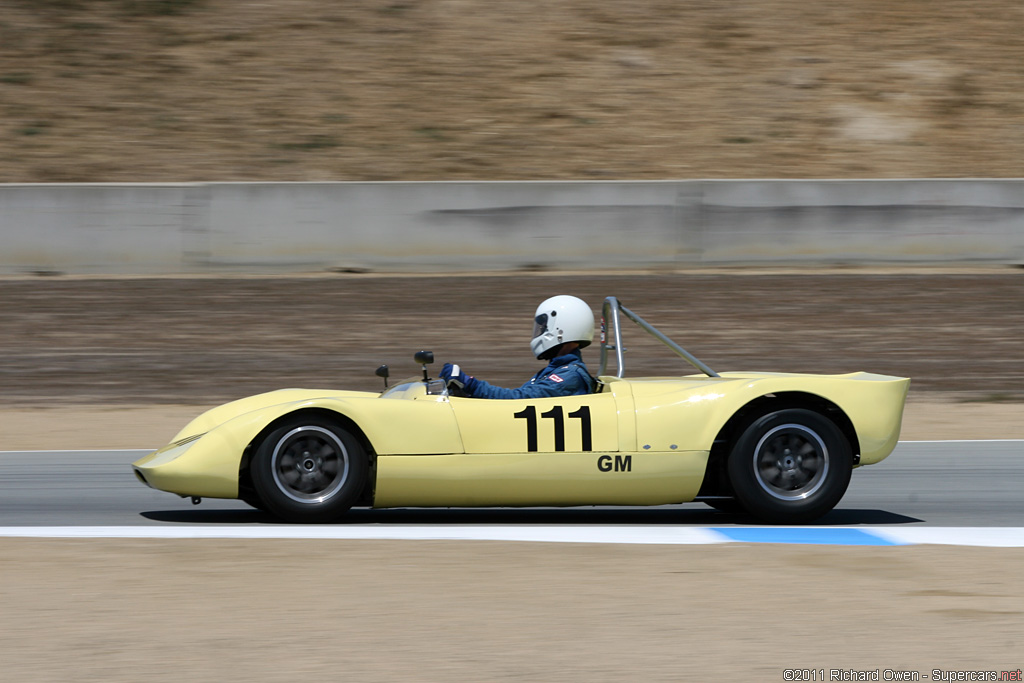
(1, 0, 1022, 182)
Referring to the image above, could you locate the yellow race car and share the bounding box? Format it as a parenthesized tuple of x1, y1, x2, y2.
(132, 297, 909, 524)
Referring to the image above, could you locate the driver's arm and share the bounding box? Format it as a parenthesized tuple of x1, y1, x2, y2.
(442, 363, 591, 400)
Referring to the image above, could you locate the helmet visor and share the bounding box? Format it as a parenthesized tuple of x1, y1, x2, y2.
(532, 313, 548, 339)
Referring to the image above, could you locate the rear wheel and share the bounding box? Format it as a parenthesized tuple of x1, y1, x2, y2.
(727, 409, 852, 524)
(251, 417, 368, 523)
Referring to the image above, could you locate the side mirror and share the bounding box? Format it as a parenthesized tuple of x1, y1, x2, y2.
(414, 350, 434, 382)
(375, 364, 389, 388)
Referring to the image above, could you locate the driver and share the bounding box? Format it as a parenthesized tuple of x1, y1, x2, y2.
(439, 295, 596, 399)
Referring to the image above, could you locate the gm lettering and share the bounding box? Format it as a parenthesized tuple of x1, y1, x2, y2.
(597, 455, 632, 473)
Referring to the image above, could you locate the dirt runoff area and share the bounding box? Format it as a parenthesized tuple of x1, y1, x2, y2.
(2, 270, 1022, 681)
(1, 269, 1021, 447)
(1, 539, 1022, 681)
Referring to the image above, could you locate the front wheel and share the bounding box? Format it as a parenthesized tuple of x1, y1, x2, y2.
(727, 409, 852, 524)
(250, 417, 368, 523)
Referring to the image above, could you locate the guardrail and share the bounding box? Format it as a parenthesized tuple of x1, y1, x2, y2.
(1, 180, 1021, 274)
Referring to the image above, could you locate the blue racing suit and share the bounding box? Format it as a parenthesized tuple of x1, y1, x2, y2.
(458, 349, 595, 399)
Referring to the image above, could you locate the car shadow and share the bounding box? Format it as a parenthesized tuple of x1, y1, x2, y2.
(141, 508, 277, 524)
(140, 506, 923, 526)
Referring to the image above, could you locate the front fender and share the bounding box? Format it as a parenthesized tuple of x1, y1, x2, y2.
(133, 392, 464, 499)
(167, 389, 374, 443)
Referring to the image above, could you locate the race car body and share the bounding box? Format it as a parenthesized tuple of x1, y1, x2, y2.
(133, 297, 909, 523)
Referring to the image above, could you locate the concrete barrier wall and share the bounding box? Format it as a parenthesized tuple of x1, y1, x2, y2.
(692, 180, 1024, 263)
(1, 180, 1022, 274)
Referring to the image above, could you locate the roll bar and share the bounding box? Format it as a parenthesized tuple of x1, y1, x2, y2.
(598, 296, 720, 379)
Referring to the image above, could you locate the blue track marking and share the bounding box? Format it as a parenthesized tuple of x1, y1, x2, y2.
(712, 528, 909, 546)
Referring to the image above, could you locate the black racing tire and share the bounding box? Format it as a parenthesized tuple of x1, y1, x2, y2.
(250, 417, 368, 523)
(727, 409, 852, 524)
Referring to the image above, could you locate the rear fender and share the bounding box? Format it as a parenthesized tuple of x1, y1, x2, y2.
(632, 372, 908, 466)
(697, 391, 858, 498)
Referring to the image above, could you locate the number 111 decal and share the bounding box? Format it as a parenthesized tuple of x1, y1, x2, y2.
(513, 405, 592, 452)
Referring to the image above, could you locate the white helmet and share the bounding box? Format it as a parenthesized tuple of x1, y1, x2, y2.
(530, 295, 595, 359)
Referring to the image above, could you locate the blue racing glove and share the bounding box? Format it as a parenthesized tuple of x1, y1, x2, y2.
(439, 363, 478, 394)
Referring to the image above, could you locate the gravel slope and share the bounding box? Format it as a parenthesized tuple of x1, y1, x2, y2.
(2, 1, 1023, 181)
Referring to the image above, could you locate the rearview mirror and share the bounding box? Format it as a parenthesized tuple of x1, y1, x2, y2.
(375, 364, 390, 388)
(414, 350, 434, 382)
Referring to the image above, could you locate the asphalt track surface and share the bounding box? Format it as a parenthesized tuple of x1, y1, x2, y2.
(0, 441, 1020, 528)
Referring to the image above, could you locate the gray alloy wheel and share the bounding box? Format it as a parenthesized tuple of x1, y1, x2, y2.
(270, 426, 351, 504)
(751, 423, 830, 501)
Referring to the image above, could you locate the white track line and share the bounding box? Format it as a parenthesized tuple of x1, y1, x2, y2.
(873, 527, 1024, 547)
(3, 525, 1024, 546)
(0, 525, 729, 544)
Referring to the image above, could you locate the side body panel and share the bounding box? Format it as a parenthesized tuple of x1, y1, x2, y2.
(372, 380, 712, 507)
(373, 450, 709, 507)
